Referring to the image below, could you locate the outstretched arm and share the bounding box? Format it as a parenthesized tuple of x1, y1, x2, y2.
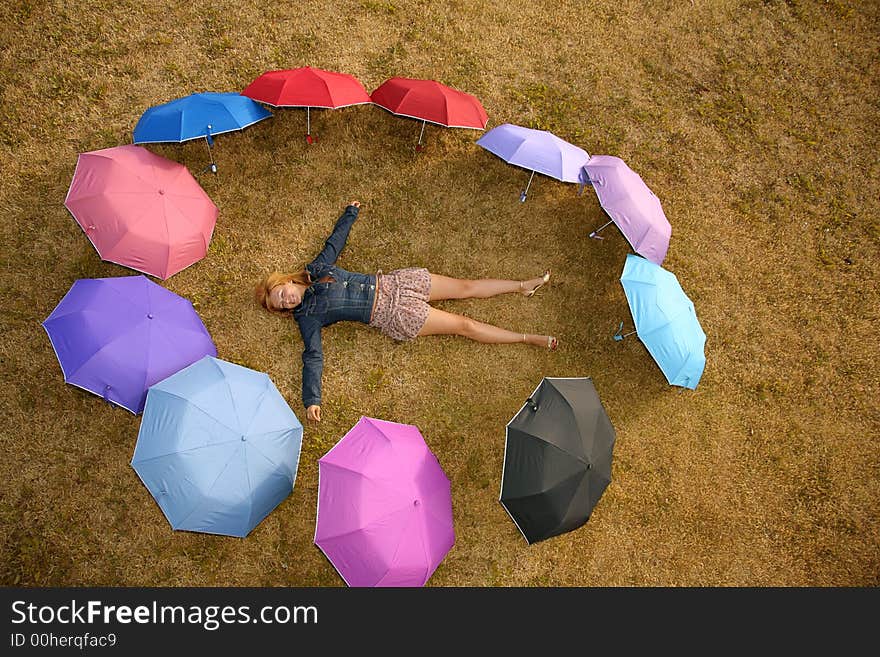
(297, 316, 324, 420)
(308, 201, 361, 271)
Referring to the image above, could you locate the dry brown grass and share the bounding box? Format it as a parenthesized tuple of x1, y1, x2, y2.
(1, 0, 877, 586)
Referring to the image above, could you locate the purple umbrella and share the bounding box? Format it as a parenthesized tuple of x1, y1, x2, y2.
(314, 416, 454, 587)
(476, 123, 590, 201)
(581, 155, 672, 265)
(42, 275, 217, 414)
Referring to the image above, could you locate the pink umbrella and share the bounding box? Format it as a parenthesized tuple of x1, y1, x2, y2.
(581, 155, 671, 265)
(64, 145, 218, 279)
(315, 416, 455, 587)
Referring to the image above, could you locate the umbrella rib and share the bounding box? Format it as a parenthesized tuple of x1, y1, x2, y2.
(90, 193, 161, 256)
(243, 436, 254, 534)
(140, 388, 243, 436)
(374, 504, 428, 587)
(632, 302, 696, 339)
(501, 466, 587, 502)
(145, 315, 212, 379)
(59, 316, 149, 383)
(239, 377, 273, 436)
(131, 436, 243, 466)
(243, 428, 298, 472)
(320, 458, 413, 499)
(318, 503, 418, 549)
(211, 358, 244, 433)
(316, 466, 414, 540)
(175, 444, 245, 529)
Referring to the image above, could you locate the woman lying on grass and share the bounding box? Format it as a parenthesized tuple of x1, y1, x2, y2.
(256, 201, 556, 423)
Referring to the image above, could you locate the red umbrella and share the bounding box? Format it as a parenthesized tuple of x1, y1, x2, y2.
(241, 66, 371, 143)
(370, 77, 489, 151)
(64, 145, 218, 279)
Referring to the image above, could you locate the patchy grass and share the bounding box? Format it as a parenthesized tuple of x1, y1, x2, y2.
(0, 0, 878, 587)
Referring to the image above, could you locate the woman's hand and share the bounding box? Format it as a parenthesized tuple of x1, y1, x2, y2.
(349, 200, 361, 208)
(306, 404, 322, 423)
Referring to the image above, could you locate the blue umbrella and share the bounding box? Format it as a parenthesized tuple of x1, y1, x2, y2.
(615, 254, 706, 389)
(132, 92, 272, 172)
(131, 356, 303, 537)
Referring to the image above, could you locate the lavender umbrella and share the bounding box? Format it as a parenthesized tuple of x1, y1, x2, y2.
(42, 275, 217, 414)
(582, 155, 672, 265)
(476, 123, 590, 201)
(315, 417, 454, 587)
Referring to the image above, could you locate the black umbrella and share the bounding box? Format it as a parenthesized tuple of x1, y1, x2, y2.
(500, 377, 616, 544)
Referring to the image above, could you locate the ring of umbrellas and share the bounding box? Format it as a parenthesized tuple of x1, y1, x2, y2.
(43, 66, 707, 587)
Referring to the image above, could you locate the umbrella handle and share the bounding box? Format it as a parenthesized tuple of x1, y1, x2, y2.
(613, 322, 637, 341)
(415, 120, 426, 152)
(526, 397, 539, 412)
(520, 171, 535, 202)
(589, 220, 613, 239)
(203, 132, 217, 173)
(306, 108, 315, 144)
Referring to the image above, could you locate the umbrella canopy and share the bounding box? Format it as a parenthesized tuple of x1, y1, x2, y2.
(132, 92, 272, 144)
(64, 145, 218, 279)
(476, 123, 590, 201)
(582, 155, 672, 265)
(315, 416, 454, 587)
(618, 254, 707, 389)
(131, 356, 303, 538)
(42, 275, 216, 414)
(241, 67, 371, 142)
(500, 377, 616, 544)
(370, 77, 488, 129)
(241, 66, 372, 108)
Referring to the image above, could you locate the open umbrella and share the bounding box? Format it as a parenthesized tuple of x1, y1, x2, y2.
(132, 356, 303, 538)
(42, 275, 216, 414)
(581, 155, 672, 265)
(132, 92, 272, 173)
(476, 123, 590, 201)
(64, 144, 218, 279)
(241, 66, 371, 143)
(500, 377, 615, 544)
(370, 77, 488, 151)
(315, 416, 454, 587)
(615, 254, 706, 389)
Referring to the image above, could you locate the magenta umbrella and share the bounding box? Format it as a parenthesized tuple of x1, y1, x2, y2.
(314, 416, 454, 587)
(581, 155, 672, 265)
(64, 145, 218, 279)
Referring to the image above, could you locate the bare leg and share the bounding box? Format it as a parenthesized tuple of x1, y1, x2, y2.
(428, 273, 550, 302)
(418, 307, 556, 348)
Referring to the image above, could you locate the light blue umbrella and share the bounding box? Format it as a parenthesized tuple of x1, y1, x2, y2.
(615, 254, 706, 390)
(132, 92, 272, 172)
(131, 356, 302, 537)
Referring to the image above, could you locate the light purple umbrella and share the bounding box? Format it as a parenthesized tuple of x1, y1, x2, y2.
(42, 275, 217, 414)
(314, 416, 454, 587)
(476, 123, 590, 201)
(582, 155, 672, 265)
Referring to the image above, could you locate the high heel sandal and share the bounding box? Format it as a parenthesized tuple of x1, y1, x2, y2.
(522, 334, 559, 351)
(520, 269, 552, 297)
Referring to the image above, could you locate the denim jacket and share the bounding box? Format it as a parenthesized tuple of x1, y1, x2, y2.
(293, 205, 376, 408)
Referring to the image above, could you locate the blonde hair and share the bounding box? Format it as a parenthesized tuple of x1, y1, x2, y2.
(255, 269, 312, 314)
